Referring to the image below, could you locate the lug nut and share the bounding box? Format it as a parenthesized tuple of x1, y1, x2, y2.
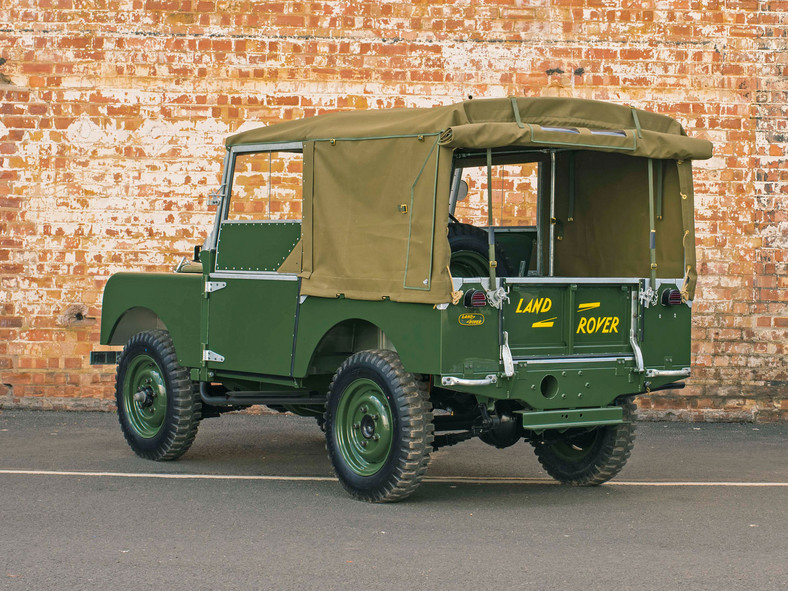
(373, 434, 380, 441)
(352, 423, 360, 430)
(360, 441, 367, 448)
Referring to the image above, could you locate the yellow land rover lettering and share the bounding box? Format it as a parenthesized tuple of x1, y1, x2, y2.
(577, 316, 620, 334)
(532, 317, 557, 328)
(516, 297, 553, 314)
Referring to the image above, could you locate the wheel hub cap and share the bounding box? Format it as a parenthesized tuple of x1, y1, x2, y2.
(122, 354, 167, 439)
(360, 414, 376, 439)
(335, 378, 393, 476)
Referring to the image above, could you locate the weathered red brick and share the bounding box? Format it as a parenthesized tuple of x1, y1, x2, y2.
(0, 0, 783, 417)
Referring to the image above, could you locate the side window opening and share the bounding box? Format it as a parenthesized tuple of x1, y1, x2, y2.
(449, 154, 541, 278)
(213, 148, 304, 274)
(227, 150, 303, 222)
(452, 161, 539, 228)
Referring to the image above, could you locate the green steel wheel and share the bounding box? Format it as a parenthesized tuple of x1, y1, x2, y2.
(115, 330, 201, 461)
(531, 400, 637, 486)
(325, 350, 434, 502)
(448, 223, 512, 278)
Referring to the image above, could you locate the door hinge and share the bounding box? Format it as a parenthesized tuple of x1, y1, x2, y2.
(203, 349, 225, 363)
(205, 281, 227, 294)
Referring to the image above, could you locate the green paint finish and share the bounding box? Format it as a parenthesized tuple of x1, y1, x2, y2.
(215, 221, 301, 272)
(519, 406, 624, 431)
(100, 273, 203, 368)
(440, 293, 499, 376)
(122, 354, 168, 438)
(293, 297, 442, 377)
(334, 377, 394, 476)
(503, 281, 634, 357)
(640, 282, 692, 386)
(206, 277, 298, 376)
(444, 362, 640, 410)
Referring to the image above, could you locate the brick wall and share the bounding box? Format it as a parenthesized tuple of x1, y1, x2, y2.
(0, 1, 785, 419)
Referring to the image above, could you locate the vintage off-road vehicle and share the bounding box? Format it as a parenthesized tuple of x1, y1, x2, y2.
(92, 97, 712, 501)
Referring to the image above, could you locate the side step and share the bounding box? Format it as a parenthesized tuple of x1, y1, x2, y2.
(199, 382, 326, 407)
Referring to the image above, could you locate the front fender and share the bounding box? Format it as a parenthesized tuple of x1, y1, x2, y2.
(100, 273, 203, 368)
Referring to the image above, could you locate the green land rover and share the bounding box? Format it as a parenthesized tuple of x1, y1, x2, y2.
(92, 97, 712, 501)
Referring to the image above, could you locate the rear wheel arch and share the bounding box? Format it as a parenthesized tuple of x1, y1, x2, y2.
(305, 319, 397, 376)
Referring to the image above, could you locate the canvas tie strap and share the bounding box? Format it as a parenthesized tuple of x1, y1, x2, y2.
(679, 264, 691, 303)
(510, 97, 525, 128)
(446, 265, 463, 305)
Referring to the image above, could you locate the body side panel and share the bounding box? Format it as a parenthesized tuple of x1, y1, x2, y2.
(100, 273, 203, 368)
(293, 297, 443, 377)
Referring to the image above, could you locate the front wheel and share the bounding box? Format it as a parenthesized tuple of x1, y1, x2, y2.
(325, 350, 434, 502)
(115, 330, 201, 461)
(531, 401, 636, 486)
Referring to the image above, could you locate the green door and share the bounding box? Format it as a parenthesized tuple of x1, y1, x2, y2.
(205, 221, 301, 377)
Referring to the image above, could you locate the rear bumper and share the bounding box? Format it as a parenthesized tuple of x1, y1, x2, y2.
(518, 406, 624, 432)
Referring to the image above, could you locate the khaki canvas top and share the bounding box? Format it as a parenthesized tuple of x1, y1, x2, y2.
(227, 97, 712, 161)
(225, 98, 711, 304)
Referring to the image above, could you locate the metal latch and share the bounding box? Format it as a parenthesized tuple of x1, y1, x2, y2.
(203, 349, 225, 363)
(205, 281, 226, 294)
(639, 286, 658, 308)
(485, 285, 510, 309)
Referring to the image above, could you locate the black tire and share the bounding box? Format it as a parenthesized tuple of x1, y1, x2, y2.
(325, 350, 434, 502)
(531, 400, 636, 485)
(115, 330, 201, 461)
(448, 223, 512, 277)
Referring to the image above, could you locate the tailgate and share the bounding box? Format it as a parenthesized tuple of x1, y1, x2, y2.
(502, 279, 637, 359)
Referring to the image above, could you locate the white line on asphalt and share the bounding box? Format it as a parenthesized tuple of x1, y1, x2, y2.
(0, 469, 786, 487)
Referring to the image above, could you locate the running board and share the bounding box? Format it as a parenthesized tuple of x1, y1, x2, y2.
(199, 382, 326, 407)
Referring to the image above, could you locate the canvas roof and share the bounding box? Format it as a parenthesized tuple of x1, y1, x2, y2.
(227, 97, 712, 161)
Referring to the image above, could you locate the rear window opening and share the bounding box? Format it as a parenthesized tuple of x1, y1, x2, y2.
(449, 148, 685, 282)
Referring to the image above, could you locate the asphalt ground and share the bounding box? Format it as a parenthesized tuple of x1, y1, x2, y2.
(0, 410, 786, 591)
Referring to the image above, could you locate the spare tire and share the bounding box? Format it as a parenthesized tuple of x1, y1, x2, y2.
(448, 223, 512, 278)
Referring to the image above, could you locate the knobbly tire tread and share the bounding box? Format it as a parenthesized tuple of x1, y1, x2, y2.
(532, 400, 637, 486)
(115, 329, 202, 461)
(448, 222, 513, 277)
(325, 350, 434, 503)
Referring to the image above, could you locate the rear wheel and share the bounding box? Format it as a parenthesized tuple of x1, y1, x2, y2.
(531, 401, 636, 485)
(325, 350, 433, 502)
(115, 330, 201, 461)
